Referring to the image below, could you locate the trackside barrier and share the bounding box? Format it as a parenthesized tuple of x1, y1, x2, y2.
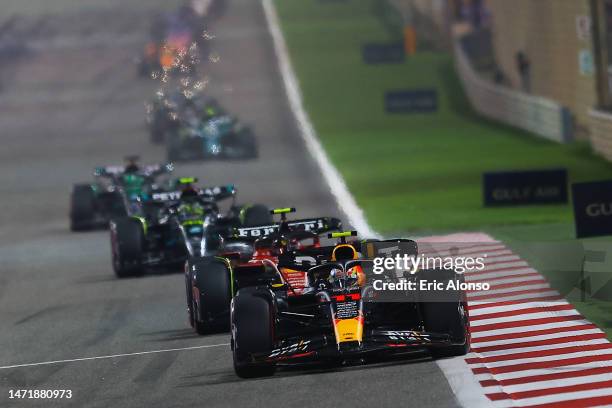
(454, 37, 574, 143)
(588, 109, 612, 161)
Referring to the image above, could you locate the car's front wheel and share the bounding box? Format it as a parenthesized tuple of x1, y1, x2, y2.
(110, 217, 145, 278)
(232, 289, 276, 378)
(189, 257, 232, 334)
(70, 184, 96, 231)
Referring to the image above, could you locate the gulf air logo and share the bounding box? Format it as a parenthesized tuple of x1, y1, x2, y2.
(586, 202, 612, 217)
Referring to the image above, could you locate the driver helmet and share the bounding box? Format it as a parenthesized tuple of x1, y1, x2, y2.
(180, 186, 199, 200)
(204, 105, 218, 120)
(124, 156, 140, 173)
(328, 265, 365, 288)
(347, 264, 366, 287)
(178, 202, 205, 217)
(271, 236, 288, 256)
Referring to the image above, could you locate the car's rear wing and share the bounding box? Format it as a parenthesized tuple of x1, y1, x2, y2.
(149, 184, 236, 203)
(201, 184, 236, 201)
(233, 217, 342, 239)
(94, 163, 172, 177)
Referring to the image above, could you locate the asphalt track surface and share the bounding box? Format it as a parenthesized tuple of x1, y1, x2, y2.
(0, 1, 459, 407)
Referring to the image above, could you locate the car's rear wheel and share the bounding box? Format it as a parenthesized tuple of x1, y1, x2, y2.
(232, 290, 276, 378)
(419, 269, 470, 358)
(190, 257, 232, 334)
(111, 217, 145, 278)
(185, 262, 195, 328)
(225, 130, 257, 159)
(70, 184, 96, 231)
(241, 204, 272, 227)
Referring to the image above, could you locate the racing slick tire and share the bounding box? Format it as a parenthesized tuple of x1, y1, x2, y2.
(223, 129, 257, 159)
(185, 262, 195, 328)
(232, 289, 276, 378)
(241, 204, 272, 227)
(110, 217, 145, 278)
(418, 269, 470, 358)
(70, 184, 96, 231)
(166, 133, 183, 162)
(189, 257, 232, 334)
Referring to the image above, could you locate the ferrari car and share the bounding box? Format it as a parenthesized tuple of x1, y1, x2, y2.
(69, 157, 173, 231)
(109, 178, 271, 278)
(185, 207, 343, 334)
(229, 232, 470, 378)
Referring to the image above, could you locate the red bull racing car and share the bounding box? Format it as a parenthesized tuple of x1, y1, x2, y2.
(229, 231, 471, 378)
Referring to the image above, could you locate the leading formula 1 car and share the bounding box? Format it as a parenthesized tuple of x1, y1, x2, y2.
(110, 178, 271, 278)
(185, 207, 343, 334)
(137, 4, 204, 78)
(229, 231, 470, 378)
(69, 156, 173, 231)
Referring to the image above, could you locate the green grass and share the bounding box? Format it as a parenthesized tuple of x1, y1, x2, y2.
(274, 0, 612, 336)
(274, 0, 612, 234)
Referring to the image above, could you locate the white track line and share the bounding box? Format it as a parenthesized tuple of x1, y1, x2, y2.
(482, 373, 612, 395)
(471, 319, 594, 339)
(498, 387, 612, 407)
(0, 343, 229, 370)
(470, 349, 612, 369)
(471, 290, 561, 303)
(262, 0, 379, 239)
(465, 268, 542, 282)
(468, 301, 572, 317)
(466, 271, 541, 284)
(476, 363, 612, 382)
(470, 339, 611, 358)
(436, 356, 499, 407)
(470, 310, 581, 327)
(471, 328, 605, 349)
(477, 261, 530, 272)
(467, 282, 551, 298)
